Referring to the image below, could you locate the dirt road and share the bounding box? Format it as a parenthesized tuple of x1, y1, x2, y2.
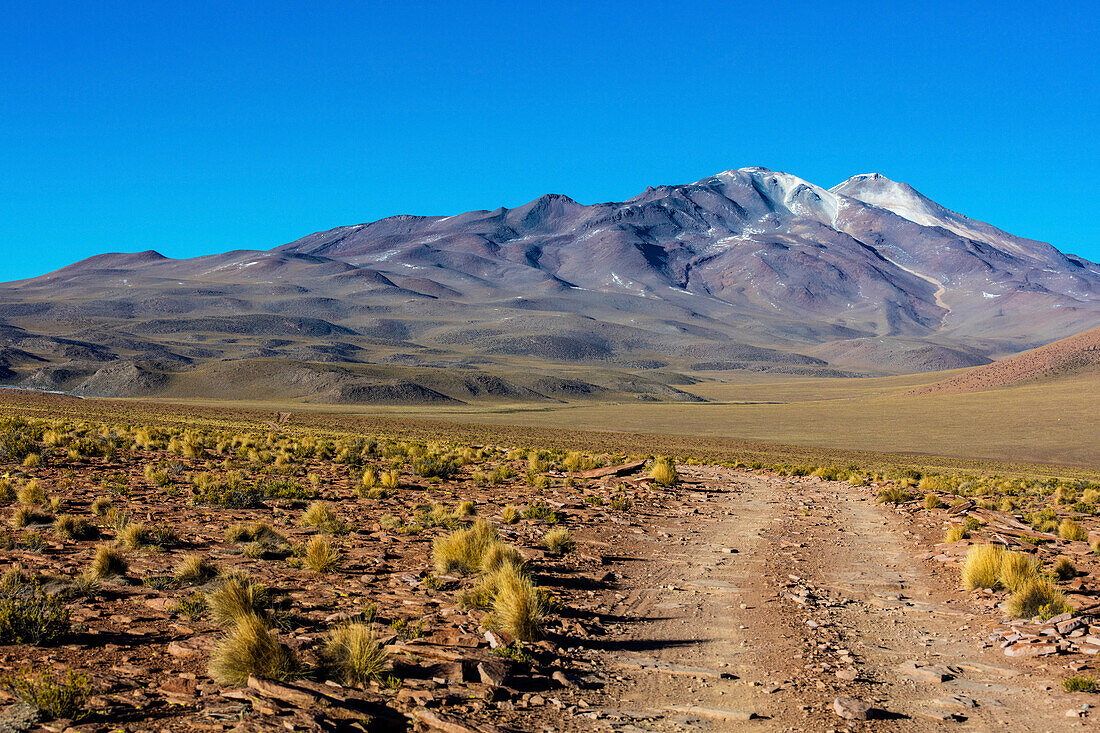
(551, 468, 1091, 731)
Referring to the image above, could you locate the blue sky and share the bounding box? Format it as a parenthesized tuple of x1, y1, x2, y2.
(1, 1, 1097, 281)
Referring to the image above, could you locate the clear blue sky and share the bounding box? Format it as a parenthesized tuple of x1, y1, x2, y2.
(2, 1, 1097, 282)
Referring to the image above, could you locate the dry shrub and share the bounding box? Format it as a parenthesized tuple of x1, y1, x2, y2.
(207, 575, 268, 627)
(322, 623, 388, 685)
(208, 614, 298, 685)
(87, 545, 127, 580)
(304, 536, 341, 573)
(961, 544, 1005, 590)
(1006, 579, 1066, 619)
(432, 520, 499, 575)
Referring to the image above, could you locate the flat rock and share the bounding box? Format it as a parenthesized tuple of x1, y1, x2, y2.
(833, 696, 874, 720)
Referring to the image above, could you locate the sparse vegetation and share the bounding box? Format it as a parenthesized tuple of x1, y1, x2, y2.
(322, 623, 389, 685)
(207, 575, 269, 627)
(208, 613, 298, 685)
(1062, 675, 1097, 693)
(1005, 578, 1067, 619)
(0, 669, 89, 721)
(304, 535, 341, 573)
(543, 527, 575, 554)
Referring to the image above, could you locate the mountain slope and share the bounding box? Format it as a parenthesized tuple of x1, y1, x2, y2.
(1, 167, 1097, 402)
(909, 326, 1100, 395)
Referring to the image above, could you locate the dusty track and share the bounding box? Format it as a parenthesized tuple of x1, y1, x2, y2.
(559, 468, 1089, 731)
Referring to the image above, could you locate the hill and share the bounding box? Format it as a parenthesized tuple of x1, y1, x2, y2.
(910, 326, 1100, 395)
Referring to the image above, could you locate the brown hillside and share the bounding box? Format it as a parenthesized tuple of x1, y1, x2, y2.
(910, 326, 1100, 395)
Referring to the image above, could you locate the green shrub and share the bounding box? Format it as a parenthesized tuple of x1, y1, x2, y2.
(0, 578, 69, 645)
(1062, 675, 1097, 693)
(522, 501, 560, 523)
(0, 669, 89, 721)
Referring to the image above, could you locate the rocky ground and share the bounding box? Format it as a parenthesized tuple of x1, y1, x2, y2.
(0, 415, 1096, 732)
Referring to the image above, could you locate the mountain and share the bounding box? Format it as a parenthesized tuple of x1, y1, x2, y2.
(1, 167, 1098, 403)
(910, 326, 1100, 395)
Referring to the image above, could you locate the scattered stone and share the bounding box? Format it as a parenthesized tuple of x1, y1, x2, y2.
(833, 696, 874, 720)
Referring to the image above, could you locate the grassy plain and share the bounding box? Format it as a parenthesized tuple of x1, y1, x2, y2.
(2, 364, 1097, 479)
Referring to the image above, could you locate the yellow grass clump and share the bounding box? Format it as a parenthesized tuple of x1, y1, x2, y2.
(322, 623, 388, 685)
(650, 458, 679, 487)
(999, 551, 1040, 592)
(1059, 519, 1088, 542)
(960, 544, 1005, 590)
(304, 535, 341, 573)
(432, 520, 499, 575)
(208, 613, 298, 686)
(1006, 579, 1067, 619)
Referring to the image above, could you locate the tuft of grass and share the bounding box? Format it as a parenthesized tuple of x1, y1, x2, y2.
(943, 525, 969, 543)
(16, 480, 47, 506)
(174, 554, 220, 586)
(171, 592, 207, 621)
(208, 613, 298, 686)
(502, 505, 519, 525)
(432, 519, 499, 575)
(90, 497, 112, 516)
(1062, 675, 1097, 693)
(456, 500, 476, 516)
(522, 501, 560, 523)
(379, 469, 400, 490)
(1005, 578, 1067, 619)
(481, 542, 525, 574)
(489, 565, 545, 642)
(87, 544, 128, 580)
(961, 544, 1005, 590)
(650, 457, 679, 487)
(53, 514, 98, 541)
(876, 485, 913, 505)
(0, 669, 89, 721)
(301, 501, 345, 534)
(207, 575, 268, 627)
(610, 494, 633, 511)
(117, 522, 174, 551)
(543, 527, 575, 555)
(1052, 556, 1077, 581)
(11, 506, 53, 528)
(924, 493, 944, 510)
(999, 551, 1040, 592)
(1059, 518, 1089, 542)
(304, 535, 341, 573)
(225, 521, 286, 545)
(322, 623, 389, 685)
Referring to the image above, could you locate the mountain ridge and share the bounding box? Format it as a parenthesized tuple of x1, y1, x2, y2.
(1, 166, 1097, 403)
